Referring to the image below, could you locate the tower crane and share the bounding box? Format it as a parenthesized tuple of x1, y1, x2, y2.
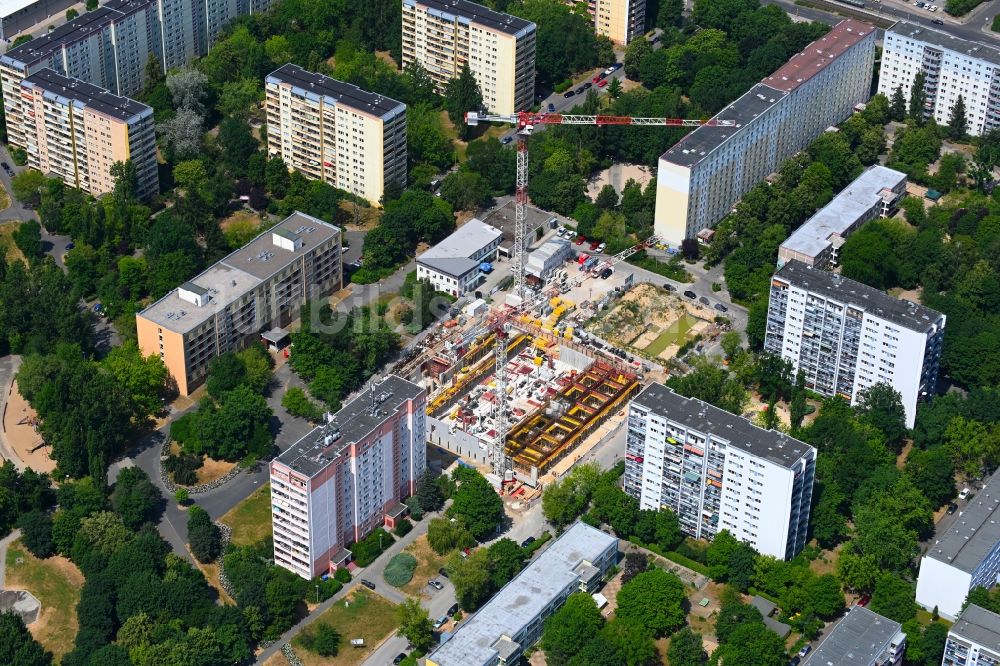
(464, 109, 736, 479)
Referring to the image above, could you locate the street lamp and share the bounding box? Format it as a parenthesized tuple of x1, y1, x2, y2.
(315, 584, 320, 603)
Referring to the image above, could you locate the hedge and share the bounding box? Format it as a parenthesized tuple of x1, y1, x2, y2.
(384, 553, 417, 587)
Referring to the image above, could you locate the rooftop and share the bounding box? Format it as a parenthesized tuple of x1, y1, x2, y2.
(266, 64, 406, 120)
(803, 606, 903, 666)
(275, 375, 424, 478)
(427, 522, 618, 666)
(1, 0, 64, 18)
(924, 472, 1000, 573)
(417, 219, 502, 278)
(763, 20, 874, 92)
(21, 68, 151, 121)
(1, 5, 121, 66)
(404, 0, 535, 36)
(138, 212, 340, 333)
(631, 384, 815, 469)
(950, 604, 1000, 654)
(774, 260, 946, 332)
(478, 200, 555, 242)
(780, 166, 907, 260)
(888, 21, 1000, 68)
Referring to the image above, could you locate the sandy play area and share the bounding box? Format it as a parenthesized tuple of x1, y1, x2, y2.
(2, 380, 55, 473)
(586, 163, 654, 199)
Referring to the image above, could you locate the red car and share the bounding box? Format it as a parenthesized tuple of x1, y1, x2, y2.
(597, 79, 608, 88)
(592, 73, 605, 84)
(589, 240, 601, 250)
(857, 595, 871, 607)
(575, 235, 586, 245)
(577, 252, 590, 264)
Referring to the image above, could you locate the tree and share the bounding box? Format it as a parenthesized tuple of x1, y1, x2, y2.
(17, 510, 53, 558)
(395, 598, 434, 652)
(668, 627, 707, 666)
(607, 77, 623, 99)
(615, 568, 687, 637)
(77, 511, 131, 556)
(13, 221, 42, 261)
(281, 388, 323, 421)
(448, 549, 492, 611)
(265, 157, 291, 198)
(595, 183, 619, 210)
(621, 551, 648, 585)
(706, 530, 757, 590)
(870, 573, 918, 623)
(445, 64, 483, 141)
(415, 472, 445, 513)
(447, 471, 504, 540)
(160, 107, 204, 158)
(101, 341, 168, 423)
(0, 611, 52, 666)
(905, 446, 955, 508)
(623, 38, 652, 80)
(440, 171, 490, 211)
(311, 624, 341, 657)
(890, 85, 907, 122)
(110, 467, 159, 529)
(944, 416, 1000, 477)
(856, 383, 908, 452)
(712, 621, 788, 666)
(541, 592, 604, 666)
(909, 71, 927, 122)
(11, 170, 46, 207)
(948, 95, 968, 140)
(206, 352, 247, 399)
(197, 385, 274, 460)
(427, 517, 474, 555)
(218, 117, 260, 177)
(486, 538, 525, 589)
(166, 68, 208, 114)
(187, 505, 222, 563)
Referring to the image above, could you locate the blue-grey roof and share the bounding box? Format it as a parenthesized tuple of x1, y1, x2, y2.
(403, 0, 534, 37)
(21, 68, 151, 122)
(950, 604, 1000, 656)
(417, 220, 502, 278)
(804, 606, 904, 666)
(266, 64, 405, 120)
(925, 472, 1000, 573)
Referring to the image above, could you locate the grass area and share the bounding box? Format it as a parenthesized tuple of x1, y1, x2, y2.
(400, 535, 449, 598)
(0, 221, 27, 265)
(916, 608, 954, 628)
(439, 110, 508, 161)
(643, 313, 698, 357)
(220, 210, 267, 248)
(292, 588, 398, 666)
(0, 182, 10, 210)
(627, 251, 693, 282)
(5, 539, 84, 661)
(220, 484, 273, 546)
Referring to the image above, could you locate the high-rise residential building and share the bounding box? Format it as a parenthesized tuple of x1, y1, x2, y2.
(879, 22, 1000, 137)
(0, 0, 272, 150)
(401, 0, 536, 115)
(590, 0, 646, 45)
(265, 64, 408, 206)
(19, 69, 158, 199)
(654, 19, 875, 245)
(943, 604, 1000, 666)
(802, 605, 906, 666)
(778, 166, 907, 270)
(764, 260, 946, 428)
(0, 0, 82, 42)
(916, 473, 1000, 621)
(624, 384, 816, 560)
(136, 212, 342, 396)
(426, 522, 618, 666)
(269, 375, 426, 579)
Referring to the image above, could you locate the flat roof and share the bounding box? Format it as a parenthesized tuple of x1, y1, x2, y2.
(138, 212, 340, 333)
(22, 68, 151, 122)
(925, 472, 1000, 573)
(780, 166, 907, 260)
(405, 0, 534, 36)
(773, 260, 945, 332)
(1, 5, 120, 66)
(427, 522, 617, 666)
(951, 604, 1000, 654)
(803, 606, 902, 666)
(274, 375, 423, 478)
(0, 0, 56, 18)
(763, 20, 874, 93)
(478, 200, 553, 241)
(417, 219, 502, 278)
(888, 21, 1000, 68)
(631, 384, 815, 469)
(266, 64, 405, 120)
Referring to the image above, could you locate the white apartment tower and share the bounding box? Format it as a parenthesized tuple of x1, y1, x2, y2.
(269, 376, 426, 579)
(879, 22, 1000, 137)
(265, 64, 407, 206)
(401, 0, 537, 115)
(624, 384, 816, 560)
(654, 19, 875, 245)
(943, 604, 1000, 666)
(765, 260, 946, 428)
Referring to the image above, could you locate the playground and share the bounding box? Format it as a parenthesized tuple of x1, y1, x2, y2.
(2, 380, 55, 472)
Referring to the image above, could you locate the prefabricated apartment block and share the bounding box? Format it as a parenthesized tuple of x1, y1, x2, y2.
(269, 375, 426, 579)
(625, 384, 816, 559)
(654, 19, 875, 244)
(136, 212, 341, 396)
(943, 604, 1000, 666)
(401, 0, 536, 115)
(265, 64, 408, 206)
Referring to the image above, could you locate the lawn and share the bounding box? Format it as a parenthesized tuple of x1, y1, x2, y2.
(439, 110, 508, 161)
(220, 483, 272, 546)
(400, 534, 449, 598)
(643, 313, 699, 357)
(0, 221, 27, 265)
(292, 588, 398, 666)
(0, 183, 10, 210)
(5, 539, 84, 661)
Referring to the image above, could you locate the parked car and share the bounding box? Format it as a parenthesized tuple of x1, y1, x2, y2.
(947, 503, 958, 515)
(574, 86, 585, 94)
(857, 594, 871, 607)
(547, 102, 556, 112)
(563, 90, 575, 98)
(575, 235, 586, 245)
(714, 303, 728, 312)
(65, 242, 75, 250)
(577, 252, 590, 264)
(438, 567, 449, 578)
(798, 645, 812, 658)
(501, 135, 513, 145)
(932, 18, 944, 24)
(360, 579, 376, 590)
(433, 615, 449, 629)
(597, 79, 608, 88)
(393, 653, 408, 664)
(930, 4, 938, 10)
(521, 536, 536, 548)
(429, 579, 444, 591)
(596, 242, 607, 253)
(609, 62, 623, 72)
(583, 82, 592, 90)
(960, 487, 972, 500)
(589, 240, 601, 250)
(592, 73, 604, 83)
(599, 267, 613, 279)
(663, 284, 676, 292)
(699, 296, 710, 305)
(448, 603, 460, 615)
(788, 657, 801, 666)
(684, 290, 696, 299)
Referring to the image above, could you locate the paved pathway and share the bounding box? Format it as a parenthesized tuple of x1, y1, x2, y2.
(0, 355, 24, 471)
(0, 529, 22, 590)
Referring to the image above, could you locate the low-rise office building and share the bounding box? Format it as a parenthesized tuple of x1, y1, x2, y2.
(765, 260, 945, 428)
(19, 68, 158, 199)
(916, 474, 1000, 620)
(401, 0, 536, 115)
(270, 375, 426, 579)
(265, 64, 407, 206)
(136, 212, 341, 395)
(426, 521, 618, 666)
(624, 384, 816, 560)
(803, 605, 906, 666)
(943, 604, 1000, 666)
(778, 166, 907, 269)
(416, 219, 503, 296)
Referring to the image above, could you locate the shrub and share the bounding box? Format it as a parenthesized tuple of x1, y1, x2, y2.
(311, 577, 343, 602)
(352, 528, 393, 567)
(187, 505, 222, 563)
(282, 387, 323, 421)
(394, 518, 413, 537)
(164, 451, 202, 486)
(302, 624, 341, 657)
(334, 567, 353, 584)
(9, 147, 26, 166)
(383, 553, 417, 587)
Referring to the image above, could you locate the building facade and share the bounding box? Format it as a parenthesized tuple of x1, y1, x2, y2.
(269, 375, 426, 579)
(401, 0, 536, 115)
(592, 0, 646, 45)
(265, 64, 407, 206)
(765, 260, 946, 428)
(944, 604, 1000, 666)
(916, 474, 1000, 620)
(654, 19, 875, 245)
(136, 212, 342, 395)
(624, 384, 816, 560)
(416, 219, 502, 296)
(778, 166, 907, 269)
(426, 522, 618, 666)
(879, 22, 1000, 137)
(0, 0, 80, 42)
(803, 605, 906, 666)
(19, 69, 158, 199)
